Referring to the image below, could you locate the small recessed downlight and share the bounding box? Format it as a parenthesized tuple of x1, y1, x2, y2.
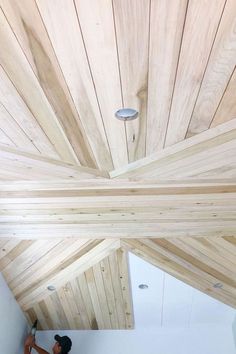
(138, 284, 149, 289)
(115, 108, 139, 121)
(47, 285, 56, 291)
(213, 283, 223, 289)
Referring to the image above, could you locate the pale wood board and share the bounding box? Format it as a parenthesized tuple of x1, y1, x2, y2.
(75, 0, 128, 168)
(188, 0, 236, 136)
(147, 0, 187, 154)
(165, 0, 225, 147)
(1, 0, 96, 167)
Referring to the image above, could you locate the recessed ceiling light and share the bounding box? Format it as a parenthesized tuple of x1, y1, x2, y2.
(115, 108, 139, 121)
(138, 284, 148, 289)
(47, 285, 56, 291)
(213, 283, 223, 289)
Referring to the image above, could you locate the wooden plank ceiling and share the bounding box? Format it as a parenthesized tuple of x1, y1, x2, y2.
(0, 0, 236, 330)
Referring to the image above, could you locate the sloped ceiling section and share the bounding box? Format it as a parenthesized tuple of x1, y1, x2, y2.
(0, 0, 236, 331)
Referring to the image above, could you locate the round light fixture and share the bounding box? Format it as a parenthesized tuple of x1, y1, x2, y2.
(115, 108, 139, 121)
(138, 284, 149, 289)
(47, 285, 56, 291)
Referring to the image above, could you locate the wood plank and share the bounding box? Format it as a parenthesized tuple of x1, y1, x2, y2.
(75, 0, 128, 168)
(113, 0, 149, 162)
(116, 248, 133, 329)
(188, 0, 236, 136)
(211, 67, 236, 128)
(18, 239, 121, 310)
(122, 239, 236, 308)
(1, 0, 97, 167)
(77, 273, 97, 329)
(0, 7, 78, 164)
(165, 0, 225, 146)
(0, 145, 107, 180)
(0, 240, 34, 270)
(0, 103, 39, 154)
(147, 0, 187, 154)
(36, 0, 112, 170)
(110, 119, 236, 179)
(70, 278, 91, 329)
(108, 251, 126, 328)
(0, 67, 59, 158)
(92, 262, 112, 329)
(100, 257, 119, 329)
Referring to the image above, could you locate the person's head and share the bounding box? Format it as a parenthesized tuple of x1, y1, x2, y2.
(53, 335, 72, 354)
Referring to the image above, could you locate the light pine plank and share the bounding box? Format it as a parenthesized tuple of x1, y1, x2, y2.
(0, 127, 15, 147)
(116, 248, 133, 329)
(93, 262, 112, 329)
(108, 251, 127, 328)
(36, 0, 113, 171)
(18, 239, 121, 310)
(0, 240, 34, 270)
(165, 0, 225, 147)
(0, 67, 58, 158)
(188, 0, 236, 136)
(0, 145, 107, 181)
(0, 7, 78, 164)
(211, 67, 236, 127)
(70, 278, 91, 328)
(122, 239, 236, 308)
(77, 273, 97, 329)
(147, 0, 187, 154)
(111, 119, 236, 179)
(1, 0, 97, 167)
(113, 0, 149, 162)
(75, 0, 128, 168)
(100, 257, 119, 329)
(0, 103, 39, 153)
(85, 267, 105, 329)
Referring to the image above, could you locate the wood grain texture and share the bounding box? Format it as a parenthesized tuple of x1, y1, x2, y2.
(122, 238, 236, 308)
(75, 0, 128, 168)
(0, 242, 133, 329)
(188, 0, 236, 136)
(0, 145, 108, 181)
(0, 7, 78, 164)
(1, 0, 97, 167)
(1, 179, 236, 239)
(165, 0, 225, 146)
(147, 0, 187, 154)
(211, 66, 236, 127)
(113, 0, 149, 162)
(111, 119, 236, 179)
(0, 67, 59, 158)
(36, 0, 113, 171)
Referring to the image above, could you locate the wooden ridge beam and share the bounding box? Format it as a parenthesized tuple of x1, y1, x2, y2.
(1, 179, 236, 239)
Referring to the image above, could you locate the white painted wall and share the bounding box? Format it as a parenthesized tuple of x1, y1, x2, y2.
(233, 316, 236, 349)
(36, 326, 236, 354)
(0, 273, 28, 354)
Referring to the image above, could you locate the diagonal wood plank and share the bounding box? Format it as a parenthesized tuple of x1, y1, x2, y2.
(36, 0, 113, 171)
(18, 239, 121, 310)
(0, 145, 108, 180)
(110, 119, 236, 179)
(165, 0, 226, 146)
(122, 238, 236, 308)
(0, 66, 59, 158)
(188, 0, 236, 136)
(0, 7, 79, 164)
